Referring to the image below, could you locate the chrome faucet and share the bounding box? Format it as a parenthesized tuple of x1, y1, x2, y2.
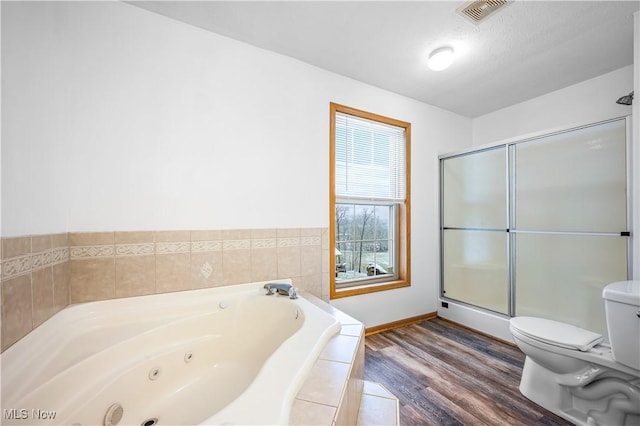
(264, 282, 299, 299)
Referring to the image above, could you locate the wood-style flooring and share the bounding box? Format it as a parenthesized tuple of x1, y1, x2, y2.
(364, 318, 573, 426)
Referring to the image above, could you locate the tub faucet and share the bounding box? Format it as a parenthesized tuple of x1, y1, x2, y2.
(264, 283, 299, 299)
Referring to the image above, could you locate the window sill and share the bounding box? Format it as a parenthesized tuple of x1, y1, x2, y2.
(330, 279, 410, 299)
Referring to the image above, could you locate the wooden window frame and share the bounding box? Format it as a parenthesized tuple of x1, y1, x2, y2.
(329, 102, 411, 299)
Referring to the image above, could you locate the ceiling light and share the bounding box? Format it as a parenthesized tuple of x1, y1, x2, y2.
(428, 47, 455, 71)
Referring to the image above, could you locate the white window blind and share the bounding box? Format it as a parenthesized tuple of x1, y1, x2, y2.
(335, 112, 406, 202)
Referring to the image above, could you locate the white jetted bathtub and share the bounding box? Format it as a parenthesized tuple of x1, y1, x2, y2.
(1, 280, 341, 425)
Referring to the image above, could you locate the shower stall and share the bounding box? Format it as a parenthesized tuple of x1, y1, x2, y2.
(439, 117, 631, 337)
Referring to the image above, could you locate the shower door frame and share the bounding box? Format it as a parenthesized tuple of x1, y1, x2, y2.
(439, 116, 633, 319)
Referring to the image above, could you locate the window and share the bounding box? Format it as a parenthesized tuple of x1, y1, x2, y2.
(330, 103, 411, 298)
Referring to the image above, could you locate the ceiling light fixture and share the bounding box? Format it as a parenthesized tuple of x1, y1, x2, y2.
(428, 46, 455, 71)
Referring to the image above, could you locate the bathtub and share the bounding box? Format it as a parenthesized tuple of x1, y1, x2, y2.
(0, 280, 341, 425)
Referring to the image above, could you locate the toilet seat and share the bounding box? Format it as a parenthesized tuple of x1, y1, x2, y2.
(510, 316, 603, 352)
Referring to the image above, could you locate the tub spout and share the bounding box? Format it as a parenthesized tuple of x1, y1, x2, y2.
(264, 282, 291, 295)
(264, 283, 299, 299)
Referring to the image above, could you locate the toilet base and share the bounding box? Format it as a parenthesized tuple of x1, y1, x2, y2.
(519, 357, 640, 426)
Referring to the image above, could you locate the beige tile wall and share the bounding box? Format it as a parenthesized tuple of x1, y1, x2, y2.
(1, 227, 330, 352)
(1, 234, 70, 351)
(68, 227, 329, 304)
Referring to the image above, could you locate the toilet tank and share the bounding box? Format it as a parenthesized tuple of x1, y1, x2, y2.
(602, 280, 640, 371)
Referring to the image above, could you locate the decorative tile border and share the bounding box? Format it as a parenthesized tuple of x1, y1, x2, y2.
(71, 241, 204, 258)
(191, 241, 222, 253)
(2, 254, 32, 279)
(115, 243, 154, 257)
(2, 247, 70, 280)
(66, 232, 322, 261)
(222, 239, 251, 251)
(251, 238, 277, 249)
(156, 241, 190, 254)
(51, 247, 70, 264)
(301, 236, 321, 246)
(70, 245, 114, 259)
(70, 237, 297, 258)
(278, 237, 300, 248)
(31, 250, 51, 269)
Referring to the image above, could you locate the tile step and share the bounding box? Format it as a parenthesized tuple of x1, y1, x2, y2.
(355, 380, 399, 426)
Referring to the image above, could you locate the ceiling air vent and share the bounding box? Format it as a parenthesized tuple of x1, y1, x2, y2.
(457, 0, 510, 24)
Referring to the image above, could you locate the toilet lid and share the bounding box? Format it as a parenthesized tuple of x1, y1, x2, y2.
(510, 316, 603, 352)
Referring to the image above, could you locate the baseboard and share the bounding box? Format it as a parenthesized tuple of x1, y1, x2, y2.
(363, 312, 517, 348)
(437, 317, 517, 347)
(365, 312, 437, 336)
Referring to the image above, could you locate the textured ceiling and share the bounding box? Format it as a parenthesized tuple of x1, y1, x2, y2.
(130, 0, 640, 118)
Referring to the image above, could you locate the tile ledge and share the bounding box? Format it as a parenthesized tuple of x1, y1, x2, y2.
(356, 381, 400, 426)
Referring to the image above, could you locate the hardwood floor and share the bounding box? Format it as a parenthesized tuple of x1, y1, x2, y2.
(364, 318, 573, 426)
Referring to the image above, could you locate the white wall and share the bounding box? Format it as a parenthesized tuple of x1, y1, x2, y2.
(472, 65, 634, 147)
(1, 2, 471, 326)
(440, 63, 636, 341)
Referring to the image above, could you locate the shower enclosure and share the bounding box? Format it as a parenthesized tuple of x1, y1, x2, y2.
(440, 117, 631, 336)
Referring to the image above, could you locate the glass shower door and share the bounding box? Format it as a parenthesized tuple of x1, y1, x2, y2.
(440, 118, 629, 333)
(441, 147, 509, 314)
(512, 119, 628, 335)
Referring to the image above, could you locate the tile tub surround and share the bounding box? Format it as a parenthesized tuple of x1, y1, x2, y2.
(289, 296, 400, 426)
(1, 234, 70, 350)
(290, 295, 367, 426)
(1, 228, 329, 352)
(69, 228, 328, 303)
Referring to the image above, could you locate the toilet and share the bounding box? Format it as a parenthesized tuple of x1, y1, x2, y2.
(509, 280, 640, 426)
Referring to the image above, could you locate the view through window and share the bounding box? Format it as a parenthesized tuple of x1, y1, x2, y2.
(335, 203, 395, 283)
